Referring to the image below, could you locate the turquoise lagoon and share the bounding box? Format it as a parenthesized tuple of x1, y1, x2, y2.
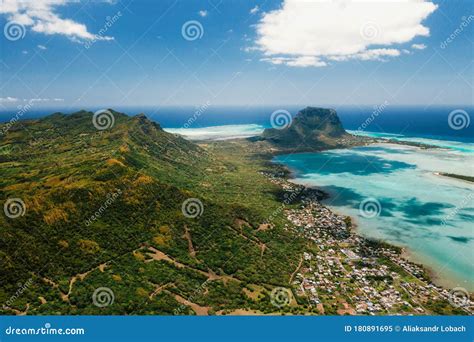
(274, 135, 474, 290)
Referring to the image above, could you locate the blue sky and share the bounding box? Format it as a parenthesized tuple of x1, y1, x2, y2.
(0, 0, 472, 110)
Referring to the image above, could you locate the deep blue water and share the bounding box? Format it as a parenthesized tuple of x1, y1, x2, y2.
(1, 105, 473, 142)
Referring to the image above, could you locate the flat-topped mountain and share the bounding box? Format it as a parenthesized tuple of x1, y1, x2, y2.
(262, 107, 350, 151)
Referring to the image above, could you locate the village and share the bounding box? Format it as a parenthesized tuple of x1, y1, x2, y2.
(262, 170, 473, 315)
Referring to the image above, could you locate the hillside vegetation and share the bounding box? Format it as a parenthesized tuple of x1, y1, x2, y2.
(0, 110, 304, 315)
(0, 110, 464, 316)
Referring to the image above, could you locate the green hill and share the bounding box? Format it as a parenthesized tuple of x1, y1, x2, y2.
(0, 110, 304, 315)
(0, 110, 463, 316)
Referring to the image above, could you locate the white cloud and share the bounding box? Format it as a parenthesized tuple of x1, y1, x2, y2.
(261, 56, 327, 67)
(37, 44, 47, 50)
(250, 5, 259, 14)
(0, 97, 19, 103)
(198, 10, 208, 17)
(21, 98, 65, 102)
(0, 0, 114, 42)
(412, 43, 427, 50)
(329, 48, 401, 61)
(254, 0, 437, 67)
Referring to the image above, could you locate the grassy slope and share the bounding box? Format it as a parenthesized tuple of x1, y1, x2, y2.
(0, 111, 303, 315)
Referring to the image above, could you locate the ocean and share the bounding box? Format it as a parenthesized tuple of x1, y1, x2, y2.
(164, 105, 473, 289)
(2, 105, 473, 289)
(274, 140, 473, 290)
(2, 105, 473, 141)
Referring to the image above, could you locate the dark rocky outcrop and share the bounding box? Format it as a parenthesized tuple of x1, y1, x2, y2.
(262, 107, 350, 151)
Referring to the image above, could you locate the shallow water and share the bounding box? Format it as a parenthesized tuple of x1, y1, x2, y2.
(164, 124, 264, 140)
(274, 139, 474, 290)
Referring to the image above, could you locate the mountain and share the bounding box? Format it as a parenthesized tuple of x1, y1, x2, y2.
(0, 110, 461, 316)
(262, 107, 351, 151)
(0, 110, 304, 315)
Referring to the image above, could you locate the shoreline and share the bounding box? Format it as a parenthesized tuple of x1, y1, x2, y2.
(262, 163, 472, 315)
(267, 146, 471, 296)
(399, 248, 459, 290)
